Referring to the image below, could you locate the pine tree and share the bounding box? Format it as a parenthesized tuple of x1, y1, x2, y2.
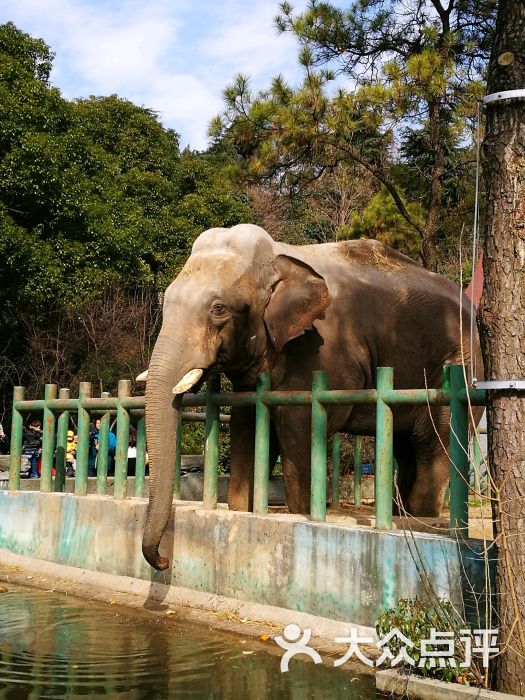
(214, 0, 497, 269)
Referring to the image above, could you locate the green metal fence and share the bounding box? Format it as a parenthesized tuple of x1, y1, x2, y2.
(8, 364, 486, 535)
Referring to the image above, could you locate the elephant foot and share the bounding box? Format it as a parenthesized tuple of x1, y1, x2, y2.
(408, 504, 443, 518)
(398, 501, 442, 518)
(286, 495, 310, 516)
(227, 480, 253, 512)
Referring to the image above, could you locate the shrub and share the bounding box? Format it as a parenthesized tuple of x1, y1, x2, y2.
(375, 597, 482, 686)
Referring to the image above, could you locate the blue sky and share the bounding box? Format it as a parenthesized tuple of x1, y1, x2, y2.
(1, 0, 309, 149)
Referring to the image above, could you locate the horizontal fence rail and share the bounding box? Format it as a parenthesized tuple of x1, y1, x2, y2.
(7, 364, 486, 535)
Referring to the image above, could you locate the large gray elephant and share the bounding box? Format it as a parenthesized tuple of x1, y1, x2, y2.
(142, 224, 482, 570)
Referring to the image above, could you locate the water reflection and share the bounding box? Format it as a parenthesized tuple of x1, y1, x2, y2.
(0, 586, 377, 698)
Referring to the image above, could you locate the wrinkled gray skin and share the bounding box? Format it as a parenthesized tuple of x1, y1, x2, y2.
(143, 224, 483, 570)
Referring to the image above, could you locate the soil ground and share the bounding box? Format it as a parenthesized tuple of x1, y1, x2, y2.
(271, 472, 494, 540)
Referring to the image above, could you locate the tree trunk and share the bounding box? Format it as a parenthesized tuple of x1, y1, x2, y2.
(479, 1, 525, 694)
(421, 99, 445, 272)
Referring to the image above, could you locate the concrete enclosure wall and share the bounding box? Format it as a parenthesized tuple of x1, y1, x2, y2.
(0, 490, 490, 628)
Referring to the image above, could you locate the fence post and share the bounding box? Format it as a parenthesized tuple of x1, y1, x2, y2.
(472, 433, 484, 496)
(96, 393, 111, 496)
(135, 416, 147, 498)
(203, 374, 220, 509)
(75, 382, 91, 496)
(253, 372, 271, 515)
(311, 370, 328, 522)
(54, 388, 69, 493)
(449, 364, 470, 535)
(173, 416, 182, 500)
(9, 386, 24, 491)
(375, 367, 394, 530)
(353, 435, 362, 506)
(40, 383, 58, 492)
(114, 380, 131, 500)
(331, 432, 341, 506)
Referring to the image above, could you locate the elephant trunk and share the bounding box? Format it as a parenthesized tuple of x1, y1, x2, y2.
(142, 321, 186, 571)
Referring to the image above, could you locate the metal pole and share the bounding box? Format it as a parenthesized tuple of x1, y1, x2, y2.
(375, 367, 394, 530)
(54, 388, 69, 493)
(203, 374, 220, 509)
(353, 435, 362, 506)
(253, 372, 271, 514)
(9, 386, 24, 491)
(96, 393, 111, 496)
(310, 371, 328, 522)
(40, 384, 58, 492)
(449, 364, 470, 535)
(173, 415, 182, 500)
(331, 432, 341, 506)
(135, 416, 147, 498)
(75, 382, 91, 496)
(114, 380, 131, 500)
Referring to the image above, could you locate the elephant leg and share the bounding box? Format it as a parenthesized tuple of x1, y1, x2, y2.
(228, 405, 255, 511)
(228, 406, 280, 511)
(405, 409, 450, 517)
(393, 435, 417, 515)
(274, 406, 311, 514)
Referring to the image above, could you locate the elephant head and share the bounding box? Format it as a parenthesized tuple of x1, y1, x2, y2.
(142, 224, 331, 570)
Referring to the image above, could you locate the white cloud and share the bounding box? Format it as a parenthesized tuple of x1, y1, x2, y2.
(140, 73, 222, 150)
(199, 1, 303, 79)
(1, 0, 307, 149)
(67, 17, 177, 92)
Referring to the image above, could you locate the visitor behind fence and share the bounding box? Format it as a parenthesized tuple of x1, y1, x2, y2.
(22, 419, 42, 479)
(66, 430, 77, 477)
(88, 419, 116, 477)
(0, 422, 7, 455)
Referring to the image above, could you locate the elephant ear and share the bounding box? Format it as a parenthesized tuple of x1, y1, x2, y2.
(264, 255, 331, 352)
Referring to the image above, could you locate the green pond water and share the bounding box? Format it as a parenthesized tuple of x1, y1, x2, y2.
(0, 585, 378, 699)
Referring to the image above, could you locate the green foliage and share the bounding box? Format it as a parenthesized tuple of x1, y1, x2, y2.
(0, 21, 54, 83)
(376, 597, 481, 685)
(341, 186, 424, 258)
(0, 22, 252, 401)
(180, 421, 230, 475)
(214, 1, 497, 267)
(74, 95, 180, 177)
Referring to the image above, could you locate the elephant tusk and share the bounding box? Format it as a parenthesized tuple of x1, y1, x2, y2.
(172, 369, 204, 395)
(136, 370, 148, 382)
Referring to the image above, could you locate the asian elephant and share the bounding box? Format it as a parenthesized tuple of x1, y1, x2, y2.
(142, 224, 482, 570)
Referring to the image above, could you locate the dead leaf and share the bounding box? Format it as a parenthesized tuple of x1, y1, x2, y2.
(259, 634, 270, 641)
(242, 651, 254, 655)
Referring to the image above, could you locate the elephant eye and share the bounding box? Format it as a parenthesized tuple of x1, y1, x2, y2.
(211, 303, 229, 318)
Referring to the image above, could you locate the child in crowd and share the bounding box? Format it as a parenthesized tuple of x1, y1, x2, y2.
(22, 419, 42, 479)
(66, 430, 77, 477)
